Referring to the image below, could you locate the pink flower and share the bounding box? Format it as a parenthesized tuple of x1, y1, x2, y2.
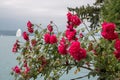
(67, 12, 81, 26)
(12, 66, 21, 74)
(60, 37, 66, 45)
(27, 21, 34, 33)
(114, 50, 120, 60)
(101, 32, 118, 40)
(58, 44, 67, 55)
(65, 28, 76, 41)
(101, 22, 118, 40)
(31, 39, 37, 46)
(115, 39, 120, 52)
(24, 66, 30, 74)
(27, 21, 33, 28)
(28, 27, 34, 33)
(22, 32, 29, 41)
(69, 41, 86, 61)
(102, 22, 116, 33)
(67, 25, 73, 30)
(47, 24, 53, 32)
(44, 33, 50, 43)
(50, 35, 57, 44)
(12, 40, 20, 53)
(80, 33, 84, 38)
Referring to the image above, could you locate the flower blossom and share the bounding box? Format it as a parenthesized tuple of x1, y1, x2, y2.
(50, 35, 57, 44)
(12, 40, 20, 53)
(22, 32, 29, 41)
(114, 50, 120, 61)
(47, 24, 53, 32)
(101, 22, 118, 40)
(58, 38, 67, 55)
(69, 41, 86, 61)
(12, 66, 21, 74)
(44, 33, 51, 44)
(115, 39, 120, 52)
(65, 28, 76, 41)
(44, 33, 57, 44)
(27, 21, 34, 33)
(67, 12, 81, 26)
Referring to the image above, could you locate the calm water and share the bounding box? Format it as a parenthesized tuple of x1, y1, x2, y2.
(0, 36, 97, 80)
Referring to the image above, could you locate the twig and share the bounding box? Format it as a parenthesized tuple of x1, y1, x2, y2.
(71, 74, 89, 80)
(82, 22, 97, 42)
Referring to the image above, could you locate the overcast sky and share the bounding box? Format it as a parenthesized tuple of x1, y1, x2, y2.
(0, 0, 95, 31)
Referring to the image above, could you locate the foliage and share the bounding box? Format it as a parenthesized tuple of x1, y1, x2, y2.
(11, 0, 120, 80)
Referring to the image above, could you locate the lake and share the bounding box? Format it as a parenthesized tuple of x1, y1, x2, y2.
(0, 36, 97, 80)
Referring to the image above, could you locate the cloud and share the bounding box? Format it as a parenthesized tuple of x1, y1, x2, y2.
(0, 0, 95, 31)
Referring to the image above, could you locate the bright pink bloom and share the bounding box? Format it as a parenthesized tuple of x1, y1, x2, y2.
(50, 35, 57, 44)
(47, 24, 53, 32)
(24, 66, 30, 74)
(101, 32, 118, 40)
(22, 32, 29, 41)
(67, 25, 73, 30)
(67, 12, 81, 26)
(44, 33, 50, 43)
(60, 37, 66, 45)
(27, 21, 33, 28)
(115, 39, 120, 52)
(101, 22, 118, 40)
(28, 27, 34, 33)
(12, 40, 20, 53)
(69, 41, 86, 61)
(102, 22, 116, 33)
(114, 50, 120, 60)
(27, 21, 34, 33)
(58, 44, 67, 55)
(12, 66, 21, 74)
(65, 28, 76, 41)
(80, 33, 84, 38)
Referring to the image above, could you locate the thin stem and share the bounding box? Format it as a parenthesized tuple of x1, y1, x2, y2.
(80, 66, 93, 71)
(34, 24, 43, 30)
(82, 22, 97, 42)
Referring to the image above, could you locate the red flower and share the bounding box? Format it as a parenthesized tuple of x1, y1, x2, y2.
(27, 21, 33, 28)
(24, 66, 30, 74)
(60, 37, 66, 45)
(31, 39, 37, 46)
(67, 12, 81, 26)
(27, 21, 34, 33)
(12, 40, 20, 53)
(44, 33, 50, 43)
(101, 22, 118, 40)
(12, 66, 21, 74)
(102, 22, 116, 33)
(65, 28, 76, 41)
(101, 32, 118, 40)
(47, 24, 53, 32)
(22, 32, 29, 41)
(58, 44, 67, 55)
(115, 39, 120, 52)
(80, 33, 84, 38)
(69, 41, 86, 61)
(50, 35, 57, 44)
(114, 50, 120, 60)
(28, 27, 34, 33)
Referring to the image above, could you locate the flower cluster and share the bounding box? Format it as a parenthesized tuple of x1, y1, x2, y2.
(44, 24, 57, 44)
(11, 11, 120, 80)
(101, 22, 118, 40)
